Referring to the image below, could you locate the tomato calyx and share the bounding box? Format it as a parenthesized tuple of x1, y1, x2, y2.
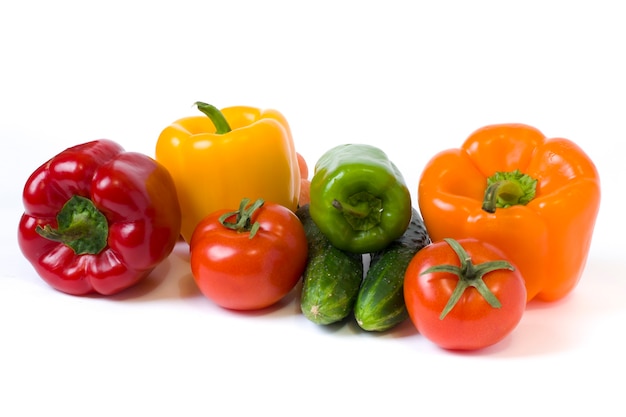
(421, 238, 515, 320)
(218, 198, 264, 239)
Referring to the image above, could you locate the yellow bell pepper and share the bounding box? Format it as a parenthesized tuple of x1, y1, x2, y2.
(156, 102, 301, 242)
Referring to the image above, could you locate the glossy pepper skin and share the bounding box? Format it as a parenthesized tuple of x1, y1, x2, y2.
(18, 140, 182, 296)
(156, 102, 301, 243)
(418, 123, 600, 302)
(309, 143, 412, 254)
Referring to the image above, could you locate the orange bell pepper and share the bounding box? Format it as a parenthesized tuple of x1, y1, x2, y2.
(418, 123, 601, 302)
(156, 102, 300, 243)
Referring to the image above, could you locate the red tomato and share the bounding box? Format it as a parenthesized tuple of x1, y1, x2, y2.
(190, 198, 308, 310)
(297, 152, 309, 179)
(296, 153, 311, 206)
(404, 238, 527, 350)
(299, 178, 311, 206)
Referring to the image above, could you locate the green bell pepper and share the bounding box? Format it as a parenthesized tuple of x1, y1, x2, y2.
(309, 143, 412, 253)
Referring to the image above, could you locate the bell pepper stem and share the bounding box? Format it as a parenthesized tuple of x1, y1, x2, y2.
(332, 199, 371, 218)
(482, 169, 537, 213)
(35, 195, 108, 255)
(482, 180, 526, 213)
(195, 101, 232, 134)
(219, 198, 264, 239)
(331, 192, 383, 231)
(420, 238, 514, 320)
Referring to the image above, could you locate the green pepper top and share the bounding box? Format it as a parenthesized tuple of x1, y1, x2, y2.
(309, 143, 412, 254)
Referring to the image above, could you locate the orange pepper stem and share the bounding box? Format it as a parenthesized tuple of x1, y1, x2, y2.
(195, 101, 232, 134)
(421, 238, 514, 320)
(219, 198, 264, 239)
(482, 169, 537, 213)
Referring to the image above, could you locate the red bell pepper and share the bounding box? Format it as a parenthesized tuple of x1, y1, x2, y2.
(18, 139, 182, 296)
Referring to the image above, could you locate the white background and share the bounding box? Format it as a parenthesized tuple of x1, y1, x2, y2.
(2, 1, 624, 416)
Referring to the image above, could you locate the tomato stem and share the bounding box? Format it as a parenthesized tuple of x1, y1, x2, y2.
(219, 198, 264, 239)
(421, 238, 514, 320)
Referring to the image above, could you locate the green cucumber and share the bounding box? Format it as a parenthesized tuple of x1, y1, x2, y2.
(296, 205, 363, 325)
(354, 208, 430, 331)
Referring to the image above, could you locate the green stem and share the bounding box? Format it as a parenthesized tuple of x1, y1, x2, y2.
(332, 199, 370, 218)
(482, 169, 537, 213)
(482, 180, 523, 213)
(219, 198, 264, 239)
(195, 101, 232, 134)
(36, 195, 108, 255)
(332, 192, 383, 231)
(420, 238, 514, 320)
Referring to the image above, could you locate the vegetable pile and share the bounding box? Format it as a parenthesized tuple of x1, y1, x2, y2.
(17, 103, 601, 351)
